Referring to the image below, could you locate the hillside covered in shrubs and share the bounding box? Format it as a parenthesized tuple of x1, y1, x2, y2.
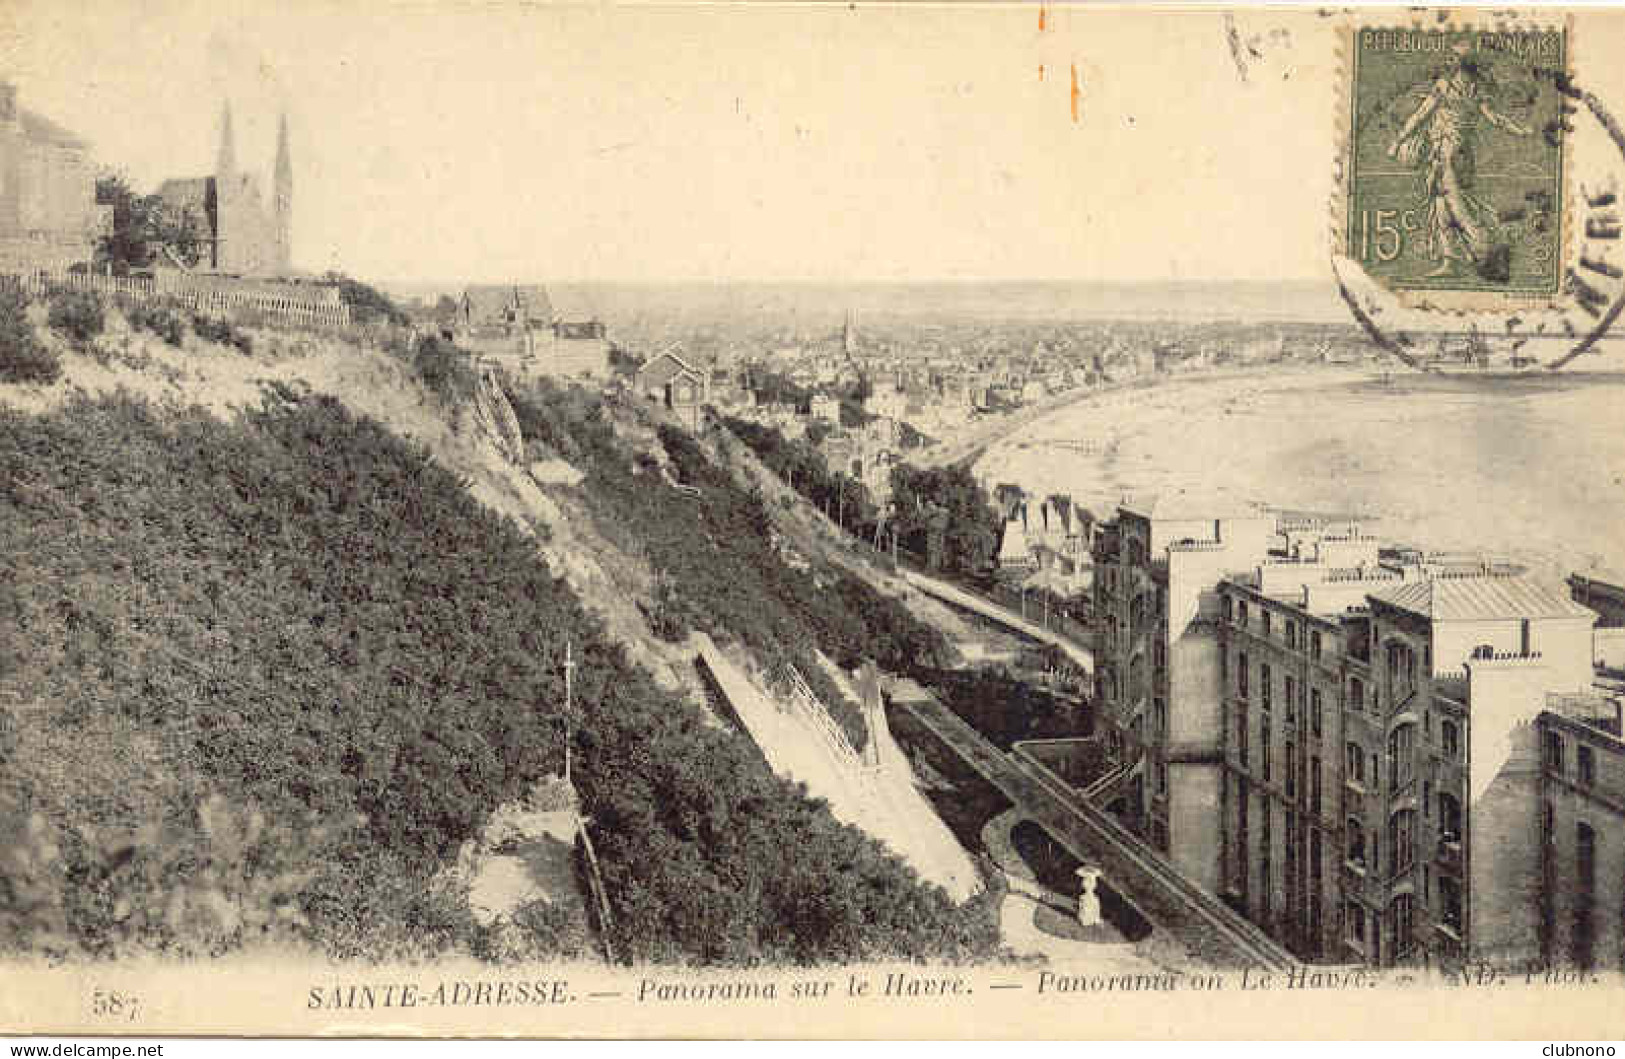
(507, 381, 956, 751)
(0, 372, 997, 965)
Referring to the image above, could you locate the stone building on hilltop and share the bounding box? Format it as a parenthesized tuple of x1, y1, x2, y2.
(0, 81, 106, 273)
(453, 284, 612, 380)
(636, 349, 710, 432)
(458, 284, 553, 330)
(155, 103, 292, 276)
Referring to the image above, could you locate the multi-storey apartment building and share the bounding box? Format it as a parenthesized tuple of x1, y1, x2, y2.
(1219, 561, 1604, 967)
(1539, 692, 1625, 970)
(1090, 493, 1274, 891)
(1215, 532, 1395, 961)
(1094, 501, 1618, 970)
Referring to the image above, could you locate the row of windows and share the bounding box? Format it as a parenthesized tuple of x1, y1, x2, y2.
(1546, 730, 1601, 787)
(1223, 594, 1326, 660)
(1344, 879, 1459, 962)
(1384, 641, 1426, 702)
(1239, 796, 1440, 964)
(1237, 733, 1465, 872)
(1234, 711, 1327, 812)
(1239, 663, 1459, 781)
(1234, 652, 1326, 738)
(1542, 808, 1604, 969)
(1344, 810, 1425, 877)
(1348, 880, 1461, 947)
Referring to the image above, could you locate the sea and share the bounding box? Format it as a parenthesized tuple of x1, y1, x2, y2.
(975, 369, 1625, 584)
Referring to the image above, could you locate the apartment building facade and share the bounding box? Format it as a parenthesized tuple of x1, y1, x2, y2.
(1215, 541, 1394, 962)
(1090, 493, 1274, 892)
(1537, 693, 1625, 970)
(1093, 499, 1617, 970)
(1217, 563, 1603, 968)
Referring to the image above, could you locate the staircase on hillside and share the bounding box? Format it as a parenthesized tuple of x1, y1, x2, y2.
(473, 364, 526, 465)
(1082, 758, 1136, 804)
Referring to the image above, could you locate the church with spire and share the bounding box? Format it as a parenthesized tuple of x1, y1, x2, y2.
(155, 102, 293, 276)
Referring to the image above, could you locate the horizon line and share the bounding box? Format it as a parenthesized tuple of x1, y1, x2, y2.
(367, 276, 1338, 290)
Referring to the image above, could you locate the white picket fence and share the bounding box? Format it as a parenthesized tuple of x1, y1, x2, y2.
(781, 663, 879, 778)
(12, 269, 352, 329)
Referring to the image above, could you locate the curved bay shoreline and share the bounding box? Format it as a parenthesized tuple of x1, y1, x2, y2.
(971, 365, 1625, 582)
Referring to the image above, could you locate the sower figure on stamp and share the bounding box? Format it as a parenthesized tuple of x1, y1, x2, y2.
(1387, 41, 1533, 278)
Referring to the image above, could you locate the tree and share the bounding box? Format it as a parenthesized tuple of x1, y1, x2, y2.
(608, 346, 643, 377)
(889, 464, 1000, 576)
(837, 397, 873, 429)
(94, 175, 204, 274)
(0, 283, 57, 384)
(412, 335, 471, 402)
(46, 290, 104, 348)
(325, 272, 410, 328)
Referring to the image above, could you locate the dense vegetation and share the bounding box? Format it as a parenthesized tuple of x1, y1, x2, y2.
(189, 313, 254, 356)
(118, 298, 188, 347)
(888, 464, 1003, 578)
(739, 364, 811, 412)
(325, 272, 410, 328)
(0, 283, 57, 384)
(94, 174, 205, 273)
(46, 290, 106, 349)
(722, 416, 878, 536)
(920, 667, 1087, 750)
(0, 387, 994, 965)
(409, 334, 476, 403)
(509, 382, 956, 753)
(723, 415, 1000, 581)
(739, 365, 873, 428)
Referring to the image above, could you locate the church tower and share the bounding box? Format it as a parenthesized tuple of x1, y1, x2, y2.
(215, 102, 236, 180)
(272, 112, 292, 274)
(212, 102, 238, 271)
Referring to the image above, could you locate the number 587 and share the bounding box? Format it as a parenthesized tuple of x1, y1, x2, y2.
(90, 988, 140, 1021)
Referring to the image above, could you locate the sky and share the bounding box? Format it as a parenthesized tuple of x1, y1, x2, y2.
(4, 3, 1621, 286)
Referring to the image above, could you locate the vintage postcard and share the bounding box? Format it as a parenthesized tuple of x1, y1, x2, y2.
(3, 1, 1625, 1043)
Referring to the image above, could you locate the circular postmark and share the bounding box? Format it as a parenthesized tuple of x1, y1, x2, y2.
(1331, 14, 1625, 372)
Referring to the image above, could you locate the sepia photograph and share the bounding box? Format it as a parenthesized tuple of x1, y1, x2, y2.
(2, 0, 1625, 1043)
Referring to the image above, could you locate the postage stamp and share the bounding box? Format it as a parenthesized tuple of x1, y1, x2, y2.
(1342, 23, 1570, 303)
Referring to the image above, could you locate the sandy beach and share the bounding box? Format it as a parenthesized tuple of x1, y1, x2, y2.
(974, 366, 1625, 582)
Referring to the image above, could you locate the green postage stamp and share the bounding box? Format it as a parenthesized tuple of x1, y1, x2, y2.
(1343, 23, 1570, 303)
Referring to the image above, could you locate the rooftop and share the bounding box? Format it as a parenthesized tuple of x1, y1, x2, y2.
(20, 107, 88, 148)
(155, 177, 213, 210)
(1371, 575, 1596, 622)
(462, 284, 553, 326)
(1120, 488, 1264, 523)
(1546, 691, 1623, 737)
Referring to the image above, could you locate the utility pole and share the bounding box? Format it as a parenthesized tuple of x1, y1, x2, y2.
(563, 640, 574, 785)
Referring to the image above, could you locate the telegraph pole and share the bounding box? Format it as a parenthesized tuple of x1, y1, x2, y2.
(563, 640, 574, 785)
